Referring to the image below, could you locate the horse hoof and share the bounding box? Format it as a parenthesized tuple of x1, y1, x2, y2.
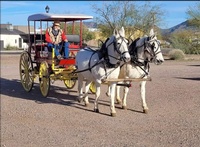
(116, 100, 122, 105)
(111, 113, 116, 117)
(143, 109, 148, 114)
(85, 103, 89, 107)
(94, 109, 99, 113)
(77, 98, 83, 103)
(106, 92, 110, 97)
(122, 106, 127, 110)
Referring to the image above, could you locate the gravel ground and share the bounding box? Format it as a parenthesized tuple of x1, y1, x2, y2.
(1, 54, 200, 147)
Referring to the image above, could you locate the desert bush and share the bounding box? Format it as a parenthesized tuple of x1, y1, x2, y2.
(168, 49, 185, 60)
(168, 29, 200, 54)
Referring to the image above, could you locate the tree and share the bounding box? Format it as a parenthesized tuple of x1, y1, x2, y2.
(60, 22, 95, 42)
(186, 2, 200, 54)
(91, 1, 165, 39)
(186, 2, 200, 27)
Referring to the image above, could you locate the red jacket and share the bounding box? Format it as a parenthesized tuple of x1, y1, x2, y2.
(45, 27, 67, 43)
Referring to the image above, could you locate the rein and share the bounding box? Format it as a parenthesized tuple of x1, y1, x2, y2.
(74, 34, 129, 79)
(73, 48, 103, 74)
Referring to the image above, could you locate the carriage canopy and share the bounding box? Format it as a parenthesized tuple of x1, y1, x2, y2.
(28, 13, 93, 22)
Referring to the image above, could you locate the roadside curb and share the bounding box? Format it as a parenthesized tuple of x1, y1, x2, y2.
(0, 50, 24, 54)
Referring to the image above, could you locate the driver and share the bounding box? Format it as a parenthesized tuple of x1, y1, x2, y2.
(45, 21, 69, 60)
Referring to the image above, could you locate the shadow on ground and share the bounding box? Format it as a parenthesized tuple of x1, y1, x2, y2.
(1, 77, 144, 116)
(175, 77, 200, 81)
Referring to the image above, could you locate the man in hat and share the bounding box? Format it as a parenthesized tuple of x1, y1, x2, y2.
(45, 21, 69, 60)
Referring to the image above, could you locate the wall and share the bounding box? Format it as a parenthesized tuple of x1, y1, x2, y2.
(0, 34, 28, 49)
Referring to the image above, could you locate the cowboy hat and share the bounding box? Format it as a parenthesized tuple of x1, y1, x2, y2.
(53, 21, 61, 26)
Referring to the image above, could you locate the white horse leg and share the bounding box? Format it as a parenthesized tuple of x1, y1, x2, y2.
(122, 85, 129, 110)
(106, 85, 110, 97)
(77, 74, 84, 103)
(110, 83, 117, 117)
(94, 82, 101, 113)
(140, 81, 148, 113)
(84, 80, 92, 107)
(116, 84, 122, 104)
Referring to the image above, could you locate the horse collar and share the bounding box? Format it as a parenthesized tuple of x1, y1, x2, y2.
(105, 60, 120, 68)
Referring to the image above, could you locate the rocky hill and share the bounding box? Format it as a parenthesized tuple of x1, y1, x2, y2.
(83, 22, 97, 28)
(159, 20, 199, 36)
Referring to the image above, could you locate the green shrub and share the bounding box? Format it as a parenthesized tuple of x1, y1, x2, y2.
(5, 44, 18, 50)
(168, 49, 185, 60)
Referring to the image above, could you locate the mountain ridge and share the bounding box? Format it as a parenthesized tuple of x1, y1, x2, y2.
(159, 20, 199, 36)
(83, 20, 199, 36)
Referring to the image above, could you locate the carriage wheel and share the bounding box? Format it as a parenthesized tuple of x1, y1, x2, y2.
(19, 51, 34, 92)
(89, 81, 96, 94)
(64, 80, 76, 89)
(39, 61, 50, 97)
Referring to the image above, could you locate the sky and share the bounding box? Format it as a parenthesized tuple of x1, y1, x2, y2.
(1, 1, 199, 29)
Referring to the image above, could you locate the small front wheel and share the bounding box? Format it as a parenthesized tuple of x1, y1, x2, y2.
(39, 61, 50, 97)
(64, 80, 76, 89)
(89, 81, 96, 94)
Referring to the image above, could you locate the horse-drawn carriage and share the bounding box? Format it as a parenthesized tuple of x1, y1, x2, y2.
(20, 13, 164, 116)
(19, 13, 93, 97)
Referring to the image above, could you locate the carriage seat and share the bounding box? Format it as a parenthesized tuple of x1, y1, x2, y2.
(66, 34, 80, 44)
(47, 34, 80, 52)
(32, 34, 80, 58)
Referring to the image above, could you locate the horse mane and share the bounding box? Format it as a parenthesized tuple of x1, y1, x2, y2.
(98, 38, 109, 59)
(129, 36, 150, 66)
(129, 37, 140, 56)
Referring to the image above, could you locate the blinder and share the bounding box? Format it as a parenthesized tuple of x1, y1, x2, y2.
(144, 39, 161, 62)
(100, 35, 129, 68)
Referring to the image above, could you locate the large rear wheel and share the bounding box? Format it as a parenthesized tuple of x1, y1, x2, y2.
(19, 51, 34, 92)
(39, 61, 50, 97)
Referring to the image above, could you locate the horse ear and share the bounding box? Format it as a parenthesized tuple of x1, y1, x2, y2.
(128, 38, 133, 45)
(119, 26, 125, 37)
(149, 29, 157, 40)
(149, 29, 154, 36)
(113, 28, 119, 36)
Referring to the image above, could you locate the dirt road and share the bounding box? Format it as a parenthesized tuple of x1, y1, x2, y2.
(1, 54, 200, 147)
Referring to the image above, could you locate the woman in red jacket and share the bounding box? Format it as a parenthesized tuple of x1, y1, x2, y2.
(45, 21, 69, 60)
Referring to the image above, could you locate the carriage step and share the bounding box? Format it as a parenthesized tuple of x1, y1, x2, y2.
(71, 77, 78, 80)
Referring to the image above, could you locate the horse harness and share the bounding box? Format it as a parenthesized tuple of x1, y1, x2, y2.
(100, 36, 129, 68)
(128, 37, 161, 77)
(73, 36, 128, 79)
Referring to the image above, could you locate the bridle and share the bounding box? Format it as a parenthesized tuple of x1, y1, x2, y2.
(105, 35, 129, 63)
(144, 39, 162, 63)
(128, 37, 162, 76)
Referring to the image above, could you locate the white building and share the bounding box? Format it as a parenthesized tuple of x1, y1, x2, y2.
(0, 24, 29, 50)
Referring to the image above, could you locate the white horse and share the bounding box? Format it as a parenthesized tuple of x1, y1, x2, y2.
(115, 29, 164, 113)
(75, 27, 131, 117)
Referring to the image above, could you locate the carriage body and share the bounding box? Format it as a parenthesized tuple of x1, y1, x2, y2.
(19, 13, 93, 97)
